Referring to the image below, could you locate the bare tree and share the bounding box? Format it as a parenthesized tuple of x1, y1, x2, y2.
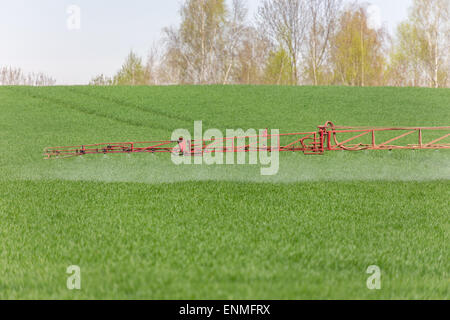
(304, 0, 342, 85)
(222, 0, 248, 84)
(165, 0, 227, 84)
(409, 0, 450, 87)
(233, 27, 272, 84)
(257, 0, 308, 84)
(0, 66, 55, 86)
(0, 67, 23, 85)
(145, 43, 162, 85)
(161, 26, 190, 84)
(24, 72, 57, 86)
(89, 74, 113, 86)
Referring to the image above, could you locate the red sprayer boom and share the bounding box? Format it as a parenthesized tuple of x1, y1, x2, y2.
(44, 122, 450, 159)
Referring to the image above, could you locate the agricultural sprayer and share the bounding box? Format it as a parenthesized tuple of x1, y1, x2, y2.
(44, 121, 450, 159)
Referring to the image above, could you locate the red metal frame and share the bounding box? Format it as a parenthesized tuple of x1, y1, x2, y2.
(320, 121, 450, 152)
(44, 121, 450, 159)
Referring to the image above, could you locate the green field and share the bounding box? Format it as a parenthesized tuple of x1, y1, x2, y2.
(0, 85, 449, 299)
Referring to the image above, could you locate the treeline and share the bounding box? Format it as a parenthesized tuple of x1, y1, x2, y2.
(0, 66, 56, 86)
(93, 0, 450, 88)
(1, 1, 447, 88)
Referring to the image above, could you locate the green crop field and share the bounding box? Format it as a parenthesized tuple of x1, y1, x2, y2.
(0, 85, 449, 299)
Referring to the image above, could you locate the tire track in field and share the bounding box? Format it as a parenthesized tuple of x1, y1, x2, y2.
(66, 87, 196, 125)
(15, 87, 175, 131)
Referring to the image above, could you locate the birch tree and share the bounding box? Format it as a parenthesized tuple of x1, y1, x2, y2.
(257, 0, 308, 85)
(165, 0, 227, 84)
(409, 0, 449, 87)
(331, 5, 387, 86)
(222, 0, 248, 84)
(388, 22, 425, 87)
(304, 0, 342, 85)
(145, 43, 162, 85)
(233, 27, 272, 84)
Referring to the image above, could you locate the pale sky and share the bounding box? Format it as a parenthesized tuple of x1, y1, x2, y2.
(0, 0, 413, 84)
